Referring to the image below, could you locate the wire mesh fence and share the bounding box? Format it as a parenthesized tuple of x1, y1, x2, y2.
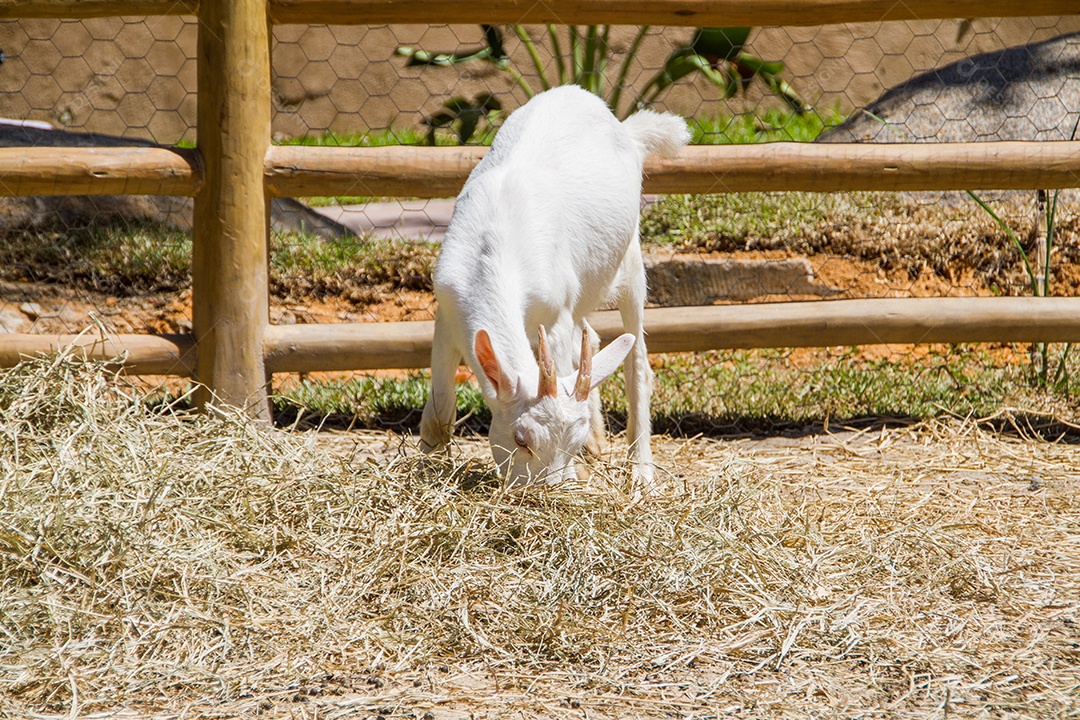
(5, 18, 1077, 139)
(0, 14, 1079, 421)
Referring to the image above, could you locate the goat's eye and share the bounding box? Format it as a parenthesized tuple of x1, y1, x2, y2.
(513, 429, 530, 451)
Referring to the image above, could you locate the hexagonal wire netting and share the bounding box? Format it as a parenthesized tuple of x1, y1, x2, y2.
(0, 16, 196, 342)
(0, 15, 1079, 423)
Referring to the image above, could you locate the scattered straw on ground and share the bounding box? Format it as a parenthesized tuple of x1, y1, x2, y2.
(1, 355, 1078, 719)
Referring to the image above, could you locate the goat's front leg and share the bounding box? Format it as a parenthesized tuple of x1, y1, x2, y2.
(623, 332, 655, 485)
(581, 323, 607, 459)
(420, 314, 461, 453)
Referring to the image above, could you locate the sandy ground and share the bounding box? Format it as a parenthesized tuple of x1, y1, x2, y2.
(239, 417, 1080, 720)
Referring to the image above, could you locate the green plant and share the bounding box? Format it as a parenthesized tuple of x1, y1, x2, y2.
(967, 187, 1071, 389)
(421, 93, 502, 145)
(273, 127, 435, 147)
(864, 110, 1075, 390)
(274, 373, 490, 431)
(396, 24, 807, 135)
(965, 115, 1078, 390)
(633, 27, 807, 115)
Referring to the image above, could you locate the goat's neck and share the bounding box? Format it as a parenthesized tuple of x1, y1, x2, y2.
(483, 312, 539, 378)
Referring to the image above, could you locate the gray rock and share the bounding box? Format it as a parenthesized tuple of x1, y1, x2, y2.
(818, 31, 1080, 144)
(645, 256, 837, 306)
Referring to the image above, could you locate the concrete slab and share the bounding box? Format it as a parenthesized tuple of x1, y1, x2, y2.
(312, 199, 456, 243)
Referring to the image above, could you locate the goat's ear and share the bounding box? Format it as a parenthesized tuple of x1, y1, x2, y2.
(587, 333, 636, 391)
(474, 329, 516, 399)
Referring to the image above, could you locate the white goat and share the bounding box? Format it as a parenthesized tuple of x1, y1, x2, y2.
(419, 85, 689, 487)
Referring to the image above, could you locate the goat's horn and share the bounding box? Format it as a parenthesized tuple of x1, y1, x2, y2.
(537, 325, 558, 398)
(574, 323, 593, 402)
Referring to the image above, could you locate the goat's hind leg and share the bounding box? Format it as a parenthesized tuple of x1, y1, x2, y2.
(615, 242, 655, 487)
(622, 331, 655, 486)
(420, 315, 461, 453)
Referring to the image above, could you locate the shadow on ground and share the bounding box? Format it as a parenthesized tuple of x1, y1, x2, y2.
(270, 402, 1080, 445)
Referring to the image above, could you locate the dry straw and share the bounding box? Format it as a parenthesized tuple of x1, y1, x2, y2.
(1, 352, 1078, 718)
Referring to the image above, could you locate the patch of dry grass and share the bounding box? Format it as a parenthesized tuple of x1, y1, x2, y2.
(642, 191, 1080, 295)
(1, 355, 1078, 718)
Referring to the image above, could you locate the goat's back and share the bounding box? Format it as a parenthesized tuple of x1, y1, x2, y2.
(464, 86, 643, 225)
(437, 87, 644, 321)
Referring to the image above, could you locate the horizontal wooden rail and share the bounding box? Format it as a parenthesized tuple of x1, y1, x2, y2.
(0, 0, 196, 17)
(263, 321, 435, 372)
(0, 147, 202, 197)
(3, 142, 1077, 199)
(267, 142, 1080, 198)
(1, 0, 1076, 22)
(599, 298, 1080, 353)
(263, 297, 1080, 373)
(8, 298, 1080, 374)
(647, 142, 1080, 194)
(268, 0, 1080, 26)
(265, 145, 486, 199)
(0, 333, 195, 375)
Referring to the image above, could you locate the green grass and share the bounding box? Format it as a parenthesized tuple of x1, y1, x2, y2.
(635, 347, 1061, 435)
(273, 346, 1080, 437)
(641, 191, 840, 248)
(637, 190, 1060, 293)
(273, 126, 446, 148)
(0, 223, 436, 299)
(690, 107, 843, 144)
(270, 232, 437, 300)
(274, 374, 489, 431)
(0, 219, 192, 295)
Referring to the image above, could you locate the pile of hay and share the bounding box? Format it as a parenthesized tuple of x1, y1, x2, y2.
(1, 354, 1078, 718)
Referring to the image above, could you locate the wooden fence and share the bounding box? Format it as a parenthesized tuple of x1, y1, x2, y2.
(1, 0, 1079, 419)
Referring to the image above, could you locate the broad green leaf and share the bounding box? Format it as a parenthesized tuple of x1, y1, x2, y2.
(482, 24, 507, 60)
(395, 45, 493, 67)
(690, 27, 751, 63)
(735, 54, 784, 77)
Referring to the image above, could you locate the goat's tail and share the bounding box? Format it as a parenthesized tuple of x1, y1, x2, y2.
(622, 109, 691, 160)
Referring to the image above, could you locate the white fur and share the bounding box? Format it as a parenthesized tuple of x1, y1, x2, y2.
(420, 85, 690, 487)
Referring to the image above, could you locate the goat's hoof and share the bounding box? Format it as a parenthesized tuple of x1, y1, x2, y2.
(418, 424, 453, 454)
(419, 439, 452, 457)
(583, 437, 606, 460)
(632, 465, 660, 496)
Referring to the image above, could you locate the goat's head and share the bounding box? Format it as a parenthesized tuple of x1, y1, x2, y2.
(473, 323, 635, 487)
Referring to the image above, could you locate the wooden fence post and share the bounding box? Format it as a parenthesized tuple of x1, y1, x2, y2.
(192, 0, 273, 420)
